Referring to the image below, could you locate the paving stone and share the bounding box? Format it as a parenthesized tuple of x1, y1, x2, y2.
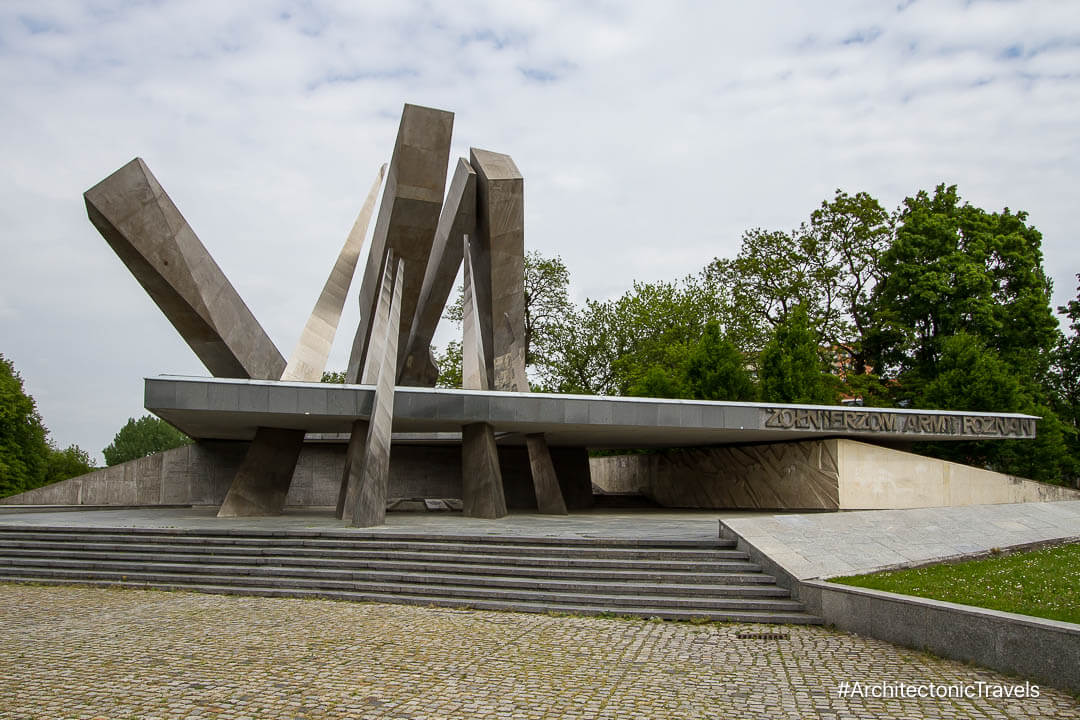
(0, 584, 1075, 719)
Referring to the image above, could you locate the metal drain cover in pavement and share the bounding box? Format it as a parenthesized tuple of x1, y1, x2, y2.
(735, 632, 790, 640)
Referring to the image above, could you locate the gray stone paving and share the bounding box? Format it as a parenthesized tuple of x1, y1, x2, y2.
(0, 584, 1076, 719)
(722, 500, 1080, 579)
(0, 506, 762, 541)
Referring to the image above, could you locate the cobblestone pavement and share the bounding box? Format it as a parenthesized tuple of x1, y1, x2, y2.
(0, 584, 1076, 719)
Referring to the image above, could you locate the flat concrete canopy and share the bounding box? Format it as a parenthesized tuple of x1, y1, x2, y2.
(146, 376, 1038, 449)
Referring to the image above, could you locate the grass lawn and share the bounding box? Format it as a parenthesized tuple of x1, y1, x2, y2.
(830, 541, 1080, 624)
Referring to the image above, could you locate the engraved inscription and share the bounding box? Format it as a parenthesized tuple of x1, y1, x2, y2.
(763, 408, 1035, 439)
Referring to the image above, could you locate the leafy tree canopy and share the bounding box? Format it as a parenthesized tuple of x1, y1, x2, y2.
(1, 353, 97, 497)
(103, 415, 192, 467)
(758, 305, 837, 405)
(0, 354, 50, 496)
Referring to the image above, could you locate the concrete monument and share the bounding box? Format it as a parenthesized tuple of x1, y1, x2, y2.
(85, 158, 285, 381)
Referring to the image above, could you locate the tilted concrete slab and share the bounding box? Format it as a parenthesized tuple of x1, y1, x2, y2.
(86, 158, 285, 380)
(469, 148, 527, 392)
(400, 157, 477, 386)
(343, 256, 406, 527)
(145, 376, 1039, 449)
(346, 104, 453, 383)
(282, 164, 386, 382)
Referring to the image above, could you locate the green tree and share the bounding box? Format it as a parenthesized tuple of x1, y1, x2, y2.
(870, 185, 1069, 481)
(917, 333, 1071, 483)
(103, 415, 192, 466)
(870, 184, 1059, 389)
(758, 306, 837, 404)
(433, 340, 463, 389)
(684, 322, 756, 401)
(320, 370, 346, 384)
(0, 353, 50, 495)
(706, 189, 892, 367)
(1051, 275, 1080, 485)
(45, 445, 95, 483)
(445, 250, 573, 378)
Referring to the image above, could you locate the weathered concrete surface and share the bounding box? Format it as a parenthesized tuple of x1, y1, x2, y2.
(462, 423, 507, 519)
(340, 255, 397, 521)
(216, 427, 307, 517)
(282, 164, 386, 382)
(525, 434, 567, 515)
(838, 440, 1080, 508)
(148, 378, 1040, 446)
(461, 235, 489, 391)
(346, 104, 453, 383)
(85, 158, 285, 380)
(401, 157, 476, 386)
(590, 439, 1080, 511)
(347, 257, 406, 527)
(469, 148, 527, 393)
(591, 441, 840, 510)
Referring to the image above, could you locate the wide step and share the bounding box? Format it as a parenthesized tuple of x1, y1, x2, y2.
(0, 526, 821, 625)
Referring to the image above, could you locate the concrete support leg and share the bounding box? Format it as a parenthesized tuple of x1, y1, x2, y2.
(345, 256, 406, 528)
(216, 427, 306, 517)
(335, 418, 369, 520)
(525, 433, 568, 515)
(462, 422, 507, 519)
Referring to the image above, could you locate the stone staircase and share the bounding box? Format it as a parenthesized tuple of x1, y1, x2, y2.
(0, 526, 820, 624)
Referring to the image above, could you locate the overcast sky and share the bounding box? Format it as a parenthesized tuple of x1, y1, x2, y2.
(2, 0, 1078, 463)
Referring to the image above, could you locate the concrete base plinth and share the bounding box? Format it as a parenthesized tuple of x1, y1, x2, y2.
(216, 428, 307, 517)
(462, 422, 507, 519)
(525, 434, 567, 515)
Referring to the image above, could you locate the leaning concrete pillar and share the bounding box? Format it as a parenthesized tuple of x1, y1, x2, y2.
(460, 237, 508, 518)
(470, 148, 527, 393)
(85, 158, 285, 380)
(525, 434, 568, 515)
(345, 255, 406, 528)
(400, 157, 477, 386)
(282, 164, 385, 382)
(462, 423, 508, 519)
(215, 427, 306, 517)
(337, 250, 397, 521)
(346, 104, 453, 383)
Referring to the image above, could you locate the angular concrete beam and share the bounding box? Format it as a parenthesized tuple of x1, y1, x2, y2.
(462, 422, 508, 519)
(216, 427, 306, 517)
(525, 433, 568, 515)
(282, 164, 386, 382)
(347, 255, 407, 528)
(400, 157, 477, 386)
(85, 158, 284, 380)
(461, 235, 490, 391)
(470, 148, 527, 392)
(339, 251, 398, 521)
(346, 104, 453, 383)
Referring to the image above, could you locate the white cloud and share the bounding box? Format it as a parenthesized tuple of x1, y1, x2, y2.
(1, 0, 1078, 461)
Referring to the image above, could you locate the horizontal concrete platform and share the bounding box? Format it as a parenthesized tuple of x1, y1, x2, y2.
(145, 375, 1038, 448)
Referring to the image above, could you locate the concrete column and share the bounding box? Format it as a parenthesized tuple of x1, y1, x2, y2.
(525, 434, 568, 515)
(346, 256, 406, 528)
(282, 164, 386, 382)
(346, 104, 453, 383)
(400, 157, 477, 386)
(335, 419, 369, 520)
(216, 427, 306, 517)
(462, 422, 508, 519)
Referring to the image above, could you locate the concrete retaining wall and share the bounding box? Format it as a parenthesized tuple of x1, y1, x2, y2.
(800, 580, 1080, 694)
(590, 439, 1080, 510)
(0, 440, 592, 510)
